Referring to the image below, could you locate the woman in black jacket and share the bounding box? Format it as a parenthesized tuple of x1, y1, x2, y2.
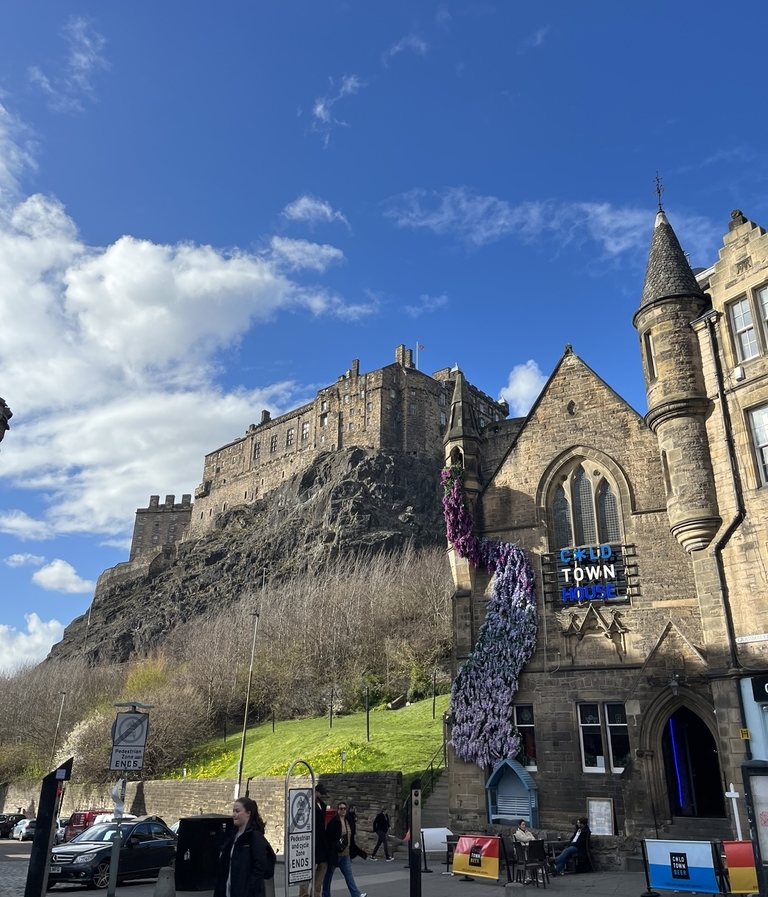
(369, 808, 392, 861)
(214, 797, 272, 897)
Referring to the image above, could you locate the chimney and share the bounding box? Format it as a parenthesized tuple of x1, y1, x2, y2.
(149, 495, 160, 509)
(165, 494, 175, 508)
(261, 410, 271, 424)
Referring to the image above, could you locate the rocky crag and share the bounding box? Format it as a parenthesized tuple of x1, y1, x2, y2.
(48, 447, 446, 664)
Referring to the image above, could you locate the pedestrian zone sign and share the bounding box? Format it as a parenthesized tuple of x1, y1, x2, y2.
(287, 788, 313, 885)
(110, 712, 149, 771)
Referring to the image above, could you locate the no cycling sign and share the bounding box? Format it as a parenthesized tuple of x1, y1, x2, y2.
(110, 712, 149, 771)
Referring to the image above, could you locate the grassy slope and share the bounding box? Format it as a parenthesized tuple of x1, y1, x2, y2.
(175, 695, 451, 789)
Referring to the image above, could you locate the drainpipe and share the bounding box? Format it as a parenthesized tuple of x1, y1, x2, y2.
(702, 311, 751, 759)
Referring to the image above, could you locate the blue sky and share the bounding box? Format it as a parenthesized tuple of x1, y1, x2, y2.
(1, 2, 766, 671)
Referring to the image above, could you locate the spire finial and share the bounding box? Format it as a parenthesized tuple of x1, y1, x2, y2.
(654, 172, 665, 212)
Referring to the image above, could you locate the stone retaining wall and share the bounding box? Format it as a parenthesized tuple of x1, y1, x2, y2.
(0, 772, 402, 853)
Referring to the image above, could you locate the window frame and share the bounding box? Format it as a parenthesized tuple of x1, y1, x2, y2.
(513, 704, 537, 771)
(748, 404, 768, 487)
(549, 462, 623, 552)
(577, 702, 629, 774)
(727, 288, 768, 363)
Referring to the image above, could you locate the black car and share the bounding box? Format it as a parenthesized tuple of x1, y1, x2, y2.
(0, 814, 26, 838)
(48, 816, 177, 889)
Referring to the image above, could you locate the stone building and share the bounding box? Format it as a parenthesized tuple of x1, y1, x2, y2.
(129, 494, 193, 560)
(444, 208, 768, 845)
(185, 345, 507, 539)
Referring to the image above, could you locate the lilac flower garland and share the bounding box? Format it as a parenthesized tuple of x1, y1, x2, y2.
(442, 464, 538, 769)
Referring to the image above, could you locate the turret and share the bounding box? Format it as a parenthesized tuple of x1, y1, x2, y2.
(633, 210, 720, 552)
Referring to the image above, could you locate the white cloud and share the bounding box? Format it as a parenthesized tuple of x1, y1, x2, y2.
(384, 34, 429, 64)
(0, 511, 55, 541)
(518, 26, 550, 54)
(500, 361, 548, 417)
(28, 17, 109, 113)
(436, 7, 452, 31)
(269, 236, 345, 272)
(404, 293, 448, 318)
(3, 553, 46, 567)
(0, 103, 368, 541)
(282, 195, 349, 227)
(311, 75, 365, 147)
(384, 187, 720, 263)
(32, 559, 95, 593)
(0, 613, 64, 673)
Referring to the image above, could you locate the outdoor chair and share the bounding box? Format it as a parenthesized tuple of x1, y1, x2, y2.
(514, 840, 548, 887)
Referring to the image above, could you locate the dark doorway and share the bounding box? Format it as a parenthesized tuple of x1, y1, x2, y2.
(661, 707, 725, 817)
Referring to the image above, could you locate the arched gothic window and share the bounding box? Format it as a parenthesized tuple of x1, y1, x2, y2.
(550, 462, 622, 550)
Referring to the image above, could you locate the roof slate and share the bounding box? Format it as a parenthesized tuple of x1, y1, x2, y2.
(640, 211, 705, 308)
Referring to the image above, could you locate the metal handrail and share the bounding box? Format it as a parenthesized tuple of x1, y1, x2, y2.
(399, 738, 448, 833)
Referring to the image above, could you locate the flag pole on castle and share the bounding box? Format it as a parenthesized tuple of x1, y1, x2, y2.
(415, 343, 425, 370)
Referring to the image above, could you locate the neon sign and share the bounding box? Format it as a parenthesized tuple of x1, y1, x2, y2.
(557, 543, 627, 603)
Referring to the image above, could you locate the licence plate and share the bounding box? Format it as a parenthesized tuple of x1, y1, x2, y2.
(50, 866, 61, 874)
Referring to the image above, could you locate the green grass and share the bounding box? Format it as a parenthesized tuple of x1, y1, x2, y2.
(173, 695, 450, 794)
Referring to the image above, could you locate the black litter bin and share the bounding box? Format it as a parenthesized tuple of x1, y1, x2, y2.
(175, 814, 233, 891)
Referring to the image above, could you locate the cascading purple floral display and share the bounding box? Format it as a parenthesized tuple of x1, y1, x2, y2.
(442, 464, 538, 769)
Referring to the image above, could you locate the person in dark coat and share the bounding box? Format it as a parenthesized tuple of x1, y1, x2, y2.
(300, 783, 330, 897)
(322, 802, 366, 897)
(346, 804, 368, 860)
(549, 818, 591, 875)
(369, 807, 393, 860)
(214, 796, 272, 897)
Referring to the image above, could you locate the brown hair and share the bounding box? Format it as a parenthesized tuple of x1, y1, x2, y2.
(235, 796, 265, 830)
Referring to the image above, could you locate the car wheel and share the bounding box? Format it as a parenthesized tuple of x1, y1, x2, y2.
(89, 862, 111, 889)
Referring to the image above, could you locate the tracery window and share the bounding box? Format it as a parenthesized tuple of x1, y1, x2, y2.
(550, 462, 622, 550)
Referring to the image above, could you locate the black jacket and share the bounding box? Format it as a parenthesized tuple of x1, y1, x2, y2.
(372, 812, 390, 834)
(314, 799, 328, 864)
(325, 814, 358, 866)
(214, 824, 271, 897)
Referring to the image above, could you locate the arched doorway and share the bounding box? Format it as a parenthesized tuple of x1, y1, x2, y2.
(661, 707, 725, 818)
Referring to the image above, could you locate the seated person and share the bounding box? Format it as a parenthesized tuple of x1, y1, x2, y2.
(550, 818, 590, 875)
(512, 820, 536, 844)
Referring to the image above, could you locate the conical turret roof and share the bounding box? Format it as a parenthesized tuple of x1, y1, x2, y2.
(445, 368, 480, 442)
(639, 211, 705, 308)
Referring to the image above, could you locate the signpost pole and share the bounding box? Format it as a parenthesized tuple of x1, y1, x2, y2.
(284, 760, 315, 897)
(725, 783, 744, 841)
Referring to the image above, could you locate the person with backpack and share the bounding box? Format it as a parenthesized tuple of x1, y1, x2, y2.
(214, 796, 275, 897)
(368, 807, 393, 861)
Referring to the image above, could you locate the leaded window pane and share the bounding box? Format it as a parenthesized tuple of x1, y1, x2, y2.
(553, 486, 572, 549)
(573, 466, 597, 545)
(597, 480, 621, 542)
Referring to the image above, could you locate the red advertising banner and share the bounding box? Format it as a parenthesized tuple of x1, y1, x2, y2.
(452, 835, 500, 881)
(722, 841, 758, 894)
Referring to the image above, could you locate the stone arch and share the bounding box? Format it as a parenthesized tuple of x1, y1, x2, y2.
(637, 686, 720, 823)
(536, 446, 635, 548)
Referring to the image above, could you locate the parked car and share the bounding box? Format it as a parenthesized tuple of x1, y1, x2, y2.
(55, 817, 71, 845)
(48, 816, 177, 889)
(0, 814, 26, 838)
(63, 809, 110, 843)
(12, 819, 36, 841)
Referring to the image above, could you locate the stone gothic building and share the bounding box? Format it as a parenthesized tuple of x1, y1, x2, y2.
(444, 208, 768, 846)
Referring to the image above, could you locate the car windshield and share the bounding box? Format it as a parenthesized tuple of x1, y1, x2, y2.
(72, 824, 123, 843)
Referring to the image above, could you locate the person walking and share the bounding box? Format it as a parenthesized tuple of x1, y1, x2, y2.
(369, 807, 393, 861)
(322, 801, 366, 897)
(299, 783, 330, 897)
(347, 804, 368, 860)
(214, 796, 273, 897)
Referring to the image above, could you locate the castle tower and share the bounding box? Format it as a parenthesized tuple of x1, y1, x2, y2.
(443, 367, 482, 596)
(633, 210, 720, 552)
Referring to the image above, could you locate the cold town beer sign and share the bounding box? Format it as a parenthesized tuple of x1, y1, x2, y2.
(556, 543, 628, 603)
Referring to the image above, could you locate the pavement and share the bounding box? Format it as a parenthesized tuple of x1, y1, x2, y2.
(0, 842, 662, 897)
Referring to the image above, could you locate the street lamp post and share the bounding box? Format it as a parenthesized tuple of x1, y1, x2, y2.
(50, 692, 66, 769)
(235, 610, 260, 800)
